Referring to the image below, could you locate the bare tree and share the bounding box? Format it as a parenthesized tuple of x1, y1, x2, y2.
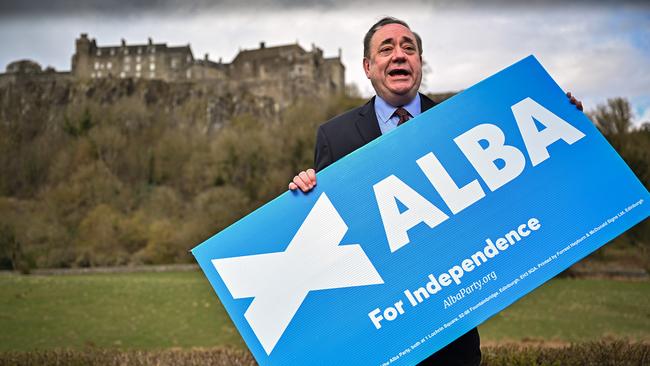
(590, 97, 632, 136)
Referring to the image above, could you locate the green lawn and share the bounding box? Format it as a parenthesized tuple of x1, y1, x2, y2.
(0, 271, 648, 351)
(480, 278, 650, 343)
(0, 271, 245, 351)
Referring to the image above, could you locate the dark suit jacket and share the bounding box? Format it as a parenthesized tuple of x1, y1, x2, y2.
(313, 93, 481, 366)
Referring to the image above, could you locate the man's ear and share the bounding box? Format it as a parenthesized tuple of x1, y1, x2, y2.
(363, 57, 371, 79)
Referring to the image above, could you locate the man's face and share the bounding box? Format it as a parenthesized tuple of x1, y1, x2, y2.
(364, 23, 422, 106)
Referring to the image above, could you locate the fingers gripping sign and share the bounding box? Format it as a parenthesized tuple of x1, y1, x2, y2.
(566, 91, 584, 112)
(289, 168, 317, 193)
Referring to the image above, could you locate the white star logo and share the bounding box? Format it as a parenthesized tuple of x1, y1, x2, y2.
(212, 193, 384, 354)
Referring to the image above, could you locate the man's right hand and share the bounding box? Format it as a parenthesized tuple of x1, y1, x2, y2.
(288, 169, 317, 192)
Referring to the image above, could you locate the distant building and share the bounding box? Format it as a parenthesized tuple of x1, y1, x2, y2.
(67, 33, 345, 103)
(5, 60, 43, 75)
(72, 34, 200, 81)
(229, 41, 345, 103)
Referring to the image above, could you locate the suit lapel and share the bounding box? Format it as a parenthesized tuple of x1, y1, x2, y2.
(354, 97, 382, 143)
(420, 93, 436, 112)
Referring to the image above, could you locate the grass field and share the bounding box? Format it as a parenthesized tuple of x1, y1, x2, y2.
(0, 271, 648, 352)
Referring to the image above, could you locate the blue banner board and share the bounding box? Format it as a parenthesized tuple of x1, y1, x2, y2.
(192, 55, 650, 365)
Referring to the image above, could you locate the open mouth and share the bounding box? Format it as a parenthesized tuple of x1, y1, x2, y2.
(388, 69, 411, 77)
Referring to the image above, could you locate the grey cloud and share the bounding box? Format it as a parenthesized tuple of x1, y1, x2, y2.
(1, 0, 344, 17)
(2, 0, 648, 17)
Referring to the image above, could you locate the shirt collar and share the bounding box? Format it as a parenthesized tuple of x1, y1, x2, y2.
(374, 93, 421, 125)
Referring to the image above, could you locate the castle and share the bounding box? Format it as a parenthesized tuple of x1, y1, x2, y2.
(3, 33, 346, 107)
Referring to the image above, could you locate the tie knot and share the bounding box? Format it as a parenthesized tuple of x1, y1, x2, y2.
(395, 107, 411, 126)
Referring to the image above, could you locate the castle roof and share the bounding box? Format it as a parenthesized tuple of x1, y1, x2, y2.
(232, 43, 306, 64)
(89, 38, 193, 57)
(166, 45, 192, 54)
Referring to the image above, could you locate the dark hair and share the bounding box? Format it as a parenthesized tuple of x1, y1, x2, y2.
(363, 17, 423, 59)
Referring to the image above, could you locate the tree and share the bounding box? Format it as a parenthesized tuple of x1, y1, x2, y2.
(586, 98, 650, 258)
(75, 204, 128, 266)
(0, 224, 20, 271)
(589, 97, 632, 150)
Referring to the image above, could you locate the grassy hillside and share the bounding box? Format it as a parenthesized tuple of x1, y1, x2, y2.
(1, 90, 648, 271)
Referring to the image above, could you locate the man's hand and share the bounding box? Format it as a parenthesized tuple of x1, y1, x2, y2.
(566, 92, 584, 111)
(289, 169, 317, 192)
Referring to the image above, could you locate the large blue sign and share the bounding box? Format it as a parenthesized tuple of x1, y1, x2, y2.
(192, 55, 650, 365)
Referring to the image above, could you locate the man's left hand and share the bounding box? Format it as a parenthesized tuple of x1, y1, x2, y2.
(566, 92, 583, 111)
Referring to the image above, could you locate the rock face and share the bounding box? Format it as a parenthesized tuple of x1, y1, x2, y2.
(0, 72, 279, 134)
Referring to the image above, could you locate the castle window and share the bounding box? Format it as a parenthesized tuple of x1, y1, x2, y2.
(120, 72, 125, 78)
(149, 72, 155, 78)
(186, 55, 191, 62)
(150, 47, 156, 54)
(135, 72, 141, 78)
(124, 64, 131, 72)
(149, 63, 155, 71)
(97, 71, 102, 77)
(124, 56, 131, 63)
(171, 58, 179, 69)
(138, 48, 142, 54)
(110, 49, 115, 56)
(136, 64, 141, 71)
(149, 55, 155, 62)
(186, 69, 192, 79)
(124, 48, 129, 55)
(91, 72, 96, 78)
(136, 56, 141, 63)
(96, 49, 102, 56)
(107, 62, 112, 69)
(94, 62, 99, 70)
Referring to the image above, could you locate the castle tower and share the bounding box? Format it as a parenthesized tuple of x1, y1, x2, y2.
(71, 33, 93, 79)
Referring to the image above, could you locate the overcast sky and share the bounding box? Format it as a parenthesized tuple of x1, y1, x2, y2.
(1, 0, 649, 126)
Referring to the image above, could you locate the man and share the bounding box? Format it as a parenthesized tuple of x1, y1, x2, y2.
(289, 17, 583, 365)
